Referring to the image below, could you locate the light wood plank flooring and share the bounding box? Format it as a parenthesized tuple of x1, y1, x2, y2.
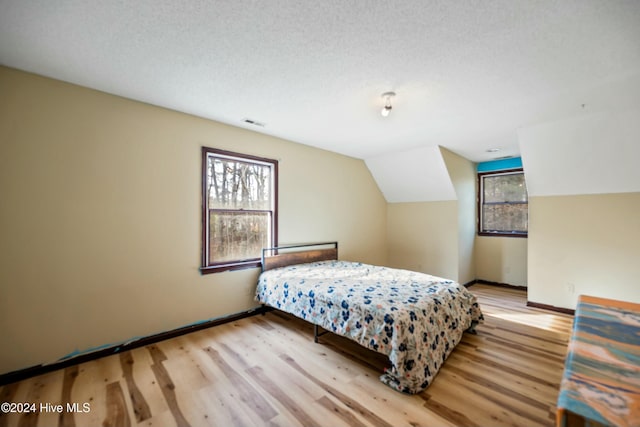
(0, 284, 574, 427)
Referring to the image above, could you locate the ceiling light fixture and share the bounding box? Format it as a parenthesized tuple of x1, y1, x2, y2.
(380, 91, 396, 117)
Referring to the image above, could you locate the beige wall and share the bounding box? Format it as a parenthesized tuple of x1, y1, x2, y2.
(528, 193, 640, 309)
(0, 67, 387, 375)
(386, 201, 459, 281)
(441, 148, 476, 284)
(475, 236, 528, 286)
(385, 148, 476, 284)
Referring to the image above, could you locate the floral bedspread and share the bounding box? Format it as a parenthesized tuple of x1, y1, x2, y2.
(255, 260, 484, 394)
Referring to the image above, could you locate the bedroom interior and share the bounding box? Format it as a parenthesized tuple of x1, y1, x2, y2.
(1, 1, 639, 426)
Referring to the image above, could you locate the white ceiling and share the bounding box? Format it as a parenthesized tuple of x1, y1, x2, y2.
(366, 146, 456, 203)
(1, 0, 639, 163)
(520, 108, 640, 197)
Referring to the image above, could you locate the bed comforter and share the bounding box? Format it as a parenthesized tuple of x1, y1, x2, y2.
(255, 260, 484, 394)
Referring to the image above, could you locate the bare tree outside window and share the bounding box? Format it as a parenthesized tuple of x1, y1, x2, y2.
(201, 148, 277, 273)
(479, 170, 528, 236)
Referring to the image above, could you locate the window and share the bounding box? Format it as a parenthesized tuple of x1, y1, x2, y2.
(201, 147, 278, 273)
(478, 169, 528, 237)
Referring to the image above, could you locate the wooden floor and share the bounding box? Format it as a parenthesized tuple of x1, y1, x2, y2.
(0, 284, 574, 427)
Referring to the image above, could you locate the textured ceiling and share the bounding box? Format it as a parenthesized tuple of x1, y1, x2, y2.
(1, 0, 639, 162)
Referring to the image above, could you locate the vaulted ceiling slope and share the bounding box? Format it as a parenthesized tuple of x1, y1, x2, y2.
(366, 146, 456, 203)
(520, 107, 640, 197)
(1, 1, 639, 202)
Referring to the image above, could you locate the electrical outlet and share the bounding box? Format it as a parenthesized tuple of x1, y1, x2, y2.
(567, 282, 575, 294)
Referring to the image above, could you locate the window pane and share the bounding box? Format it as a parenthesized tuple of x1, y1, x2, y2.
(483, 173, 527, 203)
(209, 211, 270, 264)
(482, 203, 528, 233)
(206, 157, 271, 210)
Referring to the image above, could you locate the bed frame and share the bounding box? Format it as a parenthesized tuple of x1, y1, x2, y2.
(261, 242, 338, 342)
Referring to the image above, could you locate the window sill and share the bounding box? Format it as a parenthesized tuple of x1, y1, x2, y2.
(478, 232, 528, 238)
(200, 260, 262, 274)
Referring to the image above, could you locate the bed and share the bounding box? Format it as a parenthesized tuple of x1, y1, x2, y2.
(255, 242, 484, 394)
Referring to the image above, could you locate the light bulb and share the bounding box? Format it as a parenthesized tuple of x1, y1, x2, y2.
(380, 91, 396, 118)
